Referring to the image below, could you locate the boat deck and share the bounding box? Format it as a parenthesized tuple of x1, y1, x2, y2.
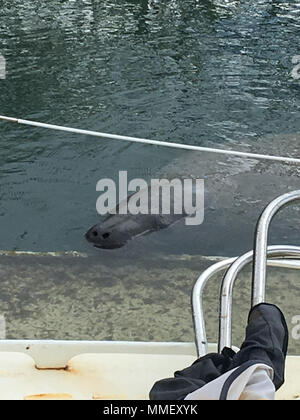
(0, 341, 298, 400)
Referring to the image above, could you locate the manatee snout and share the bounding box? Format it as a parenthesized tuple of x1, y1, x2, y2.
(85, 223, 127, 249)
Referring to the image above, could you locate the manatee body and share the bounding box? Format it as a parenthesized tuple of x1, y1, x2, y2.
(85, 180, 200, 249)
(86, 133, 300, 250)
(85, 210, 184, 249)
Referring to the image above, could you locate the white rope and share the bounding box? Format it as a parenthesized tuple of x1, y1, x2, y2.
(1, 115, 300, 164)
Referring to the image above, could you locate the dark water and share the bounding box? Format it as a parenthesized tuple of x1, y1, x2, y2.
(1, 1, 300, 354)
(0, 0, 300, 257)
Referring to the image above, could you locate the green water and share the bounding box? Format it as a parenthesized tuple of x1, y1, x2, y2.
(0, 0, 300, 257)
(0, 1, 300, 352)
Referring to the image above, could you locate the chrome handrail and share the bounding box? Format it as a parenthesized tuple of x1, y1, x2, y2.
(252, 190, 300, 306)
(192, 257, 236, 357)
(219, 245, 300, 353)
(192, 248, 300, 357)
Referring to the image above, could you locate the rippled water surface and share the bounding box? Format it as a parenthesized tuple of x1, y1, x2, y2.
(1, 1, 300, 348)
(1, 0, 300, 256)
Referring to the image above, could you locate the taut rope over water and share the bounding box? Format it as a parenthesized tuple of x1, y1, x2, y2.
(1, 115, 300, 165)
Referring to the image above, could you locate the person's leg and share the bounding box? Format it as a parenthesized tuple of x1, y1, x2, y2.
(229, 303, 288, 390)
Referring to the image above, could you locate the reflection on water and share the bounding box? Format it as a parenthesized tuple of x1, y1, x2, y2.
(0, 0, 299, 347)
(0, 1, 300, 255)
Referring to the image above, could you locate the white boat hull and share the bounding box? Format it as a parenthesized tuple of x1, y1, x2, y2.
(0, 340, 298, 400)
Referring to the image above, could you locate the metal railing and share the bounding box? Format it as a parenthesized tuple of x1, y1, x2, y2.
(192, 250, 300, 357)
(219, 246, 300, 352)
(252, 190, 300, 306)
(193, 190, 300, 357)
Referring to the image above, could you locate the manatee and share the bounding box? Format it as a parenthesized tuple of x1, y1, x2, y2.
(85, 178, 204, 249)
(86, 133, 300, 250)
(85, 208, 185, 249)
